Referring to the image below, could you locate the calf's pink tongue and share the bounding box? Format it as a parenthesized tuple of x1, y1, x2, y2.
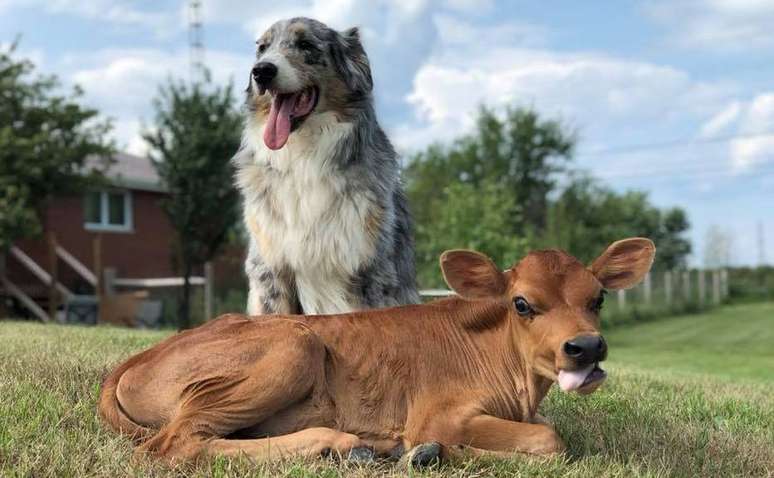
(264, 93, 296, 150)
(557, 364, 595, 392)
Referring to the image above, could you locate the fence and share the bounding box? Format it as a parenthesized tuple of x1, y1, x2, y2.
(101, 263, 214, 327)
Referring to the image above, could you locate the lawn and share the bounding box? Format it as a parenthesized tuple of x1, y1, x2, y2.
(1, 302, 772, 477)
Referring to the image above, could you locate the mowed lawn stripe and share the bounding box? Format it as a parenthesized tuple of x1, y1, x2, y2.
(605, 302, 774, 383)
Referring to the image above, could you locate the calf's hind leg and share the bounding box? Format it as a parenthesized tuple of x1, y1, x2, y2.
(205, 427, 366, 461)
(135, 323, 328, 463)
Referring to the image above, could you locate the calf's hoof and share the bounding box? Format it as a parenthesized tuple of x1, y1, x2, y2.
(347, 446, 376, 463)
(401, 442, 442, 468)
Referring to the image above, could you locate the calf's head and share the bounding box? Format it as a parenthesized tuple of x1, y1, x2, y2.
(440, 238, 655, 394)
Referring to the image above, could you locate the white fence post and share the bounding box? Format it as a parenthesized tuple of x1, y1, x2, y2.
(721, 269, 729, 299)
(682, 270, 691, 302)
(103, 267, 117, 297)
(204, 261, 214, 320)
(643, 272, 652, 305)
(712, 270, 721, 305)
(698, 269, 706, 306)
(664, 271, 673, 306)
(617, 289, 626, 310)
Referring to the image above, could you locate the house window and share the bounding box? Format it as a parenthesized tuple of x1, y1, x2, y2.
(84, 190, 133, 232)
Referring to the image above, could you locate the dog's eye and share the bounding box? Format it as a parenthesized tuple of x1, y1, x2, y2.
(257, 43, 268, 54)
(513, 296, 533, 317)
(297, 39, 315, 50)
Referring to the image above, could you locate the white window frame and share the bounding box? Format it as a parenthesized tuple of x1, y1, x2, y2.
(84, 190, 134, 233)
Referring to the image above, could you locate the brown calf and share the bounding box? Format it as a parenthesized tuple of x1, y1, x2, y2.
(99, 238, 655, 464)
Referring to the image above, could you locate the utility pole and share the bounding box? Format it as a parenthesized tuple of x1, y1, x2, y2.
(758, 221, 766, 267)
(188, 0, 205, 83)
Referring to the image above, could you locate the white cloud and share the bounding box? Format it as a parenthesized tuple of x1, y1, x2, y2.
(445, 0, 494, 13)
(700, 101, 741, 138)
(701, 93, 774, 172)
(729, 93, 774, 171)
(64, 48, 248, 155)
(204, 0, 433, 39)
(433, 13, 547, 48)
(644, 0, 774, 51)
(395, 43, 731, 153)
(0, 0, 179, 31)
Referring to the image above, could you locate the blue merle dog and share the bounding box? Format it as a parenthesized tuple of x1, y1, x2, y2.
(233, 17, 420, 315)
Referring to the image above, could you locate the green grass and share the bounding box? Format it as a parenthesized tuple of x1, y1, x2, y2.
(1, 303, 773, 477)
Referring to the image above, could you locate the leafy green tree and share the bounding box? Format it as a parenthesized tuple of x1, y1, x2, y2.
(143, 75, 241, 329)
(413, 179, 530, 287)
(657, 208, 692, 270)
(0, 42, 113, 249)
(407, 107, 574, 236)
(545, 175, 691, 269)
(405, 106, 575, 286)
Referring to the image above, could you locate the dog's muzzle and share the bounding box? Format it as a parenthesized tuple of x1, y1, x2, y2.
(252, 62, 278, 90)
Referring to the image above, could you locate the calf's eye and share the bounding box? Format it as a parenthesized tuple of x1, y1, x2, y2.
(590, 294, 605, 313)
(513, 296, 533, 317)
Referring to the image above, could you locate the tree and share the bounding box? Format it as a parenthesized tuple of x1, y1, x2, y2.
(413, 179, 530, 287)
(704, 225, 733, 268)
(0, 42, 113, 249)
(406, 107, 574, 236)
(405, 106, 575, 285)
(405, 105, 693, 287)
(545, 175, 691, 269)
(657, 208, 692, 270)
(143, 75, 241, 329)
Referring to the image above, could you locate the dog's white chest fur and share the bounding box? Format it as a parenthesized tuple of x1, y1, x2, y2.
(238, 113, 376, 314)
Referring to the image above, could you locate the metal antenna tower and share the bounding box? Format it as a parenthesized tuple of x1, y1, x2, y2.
(188, 0, 205, 82)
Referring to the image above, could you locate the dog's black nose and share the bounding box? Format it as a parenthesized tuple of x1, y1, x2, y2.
(252, 62, 277, 85)
(563, 335, 607, 364)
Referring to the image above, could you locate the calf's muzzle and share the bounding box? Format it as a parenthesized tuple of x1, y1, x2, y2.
(562, 335, 607, 365)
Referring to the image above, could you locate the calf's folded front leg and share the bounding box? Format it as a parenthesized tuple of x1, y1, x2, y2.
(449, 414, 565, 458)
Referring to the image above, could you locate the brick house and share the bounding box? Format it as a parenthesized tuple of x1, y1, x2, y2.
(2, 153, 180, 320)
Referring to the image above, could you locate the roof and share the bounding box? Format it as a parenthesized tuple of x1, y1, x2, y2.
(88, 153, 167, 193)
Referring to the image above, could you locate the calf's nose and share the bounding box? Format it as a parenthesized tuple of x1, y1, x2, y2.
(563, 335, 607, 364)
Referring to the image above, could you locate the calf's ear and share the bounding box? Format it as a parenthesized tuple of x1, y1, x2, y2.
(590, 238, 656, 290)
(440, 250, 506, 299)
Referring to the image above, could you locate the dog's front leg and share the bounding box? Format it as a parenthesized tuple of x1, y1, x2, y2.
(246, 247, 299, 315)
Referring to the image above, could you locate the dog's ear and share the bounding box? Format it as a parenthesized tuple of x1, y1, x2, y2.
(331, 26, 373, 94)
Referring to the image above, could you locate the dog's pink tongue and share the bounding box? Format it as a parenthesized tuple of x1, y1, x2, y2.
(557, 364, 595, 392)
(264, 93, 296, 150)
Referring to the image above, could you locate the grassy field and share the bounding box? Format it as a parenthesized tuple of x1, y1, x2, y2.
(1, 302, 773, 477)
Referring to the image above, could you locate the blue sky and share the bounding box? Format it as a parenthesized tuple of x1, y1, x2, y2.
(2, 0, 772, 266)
